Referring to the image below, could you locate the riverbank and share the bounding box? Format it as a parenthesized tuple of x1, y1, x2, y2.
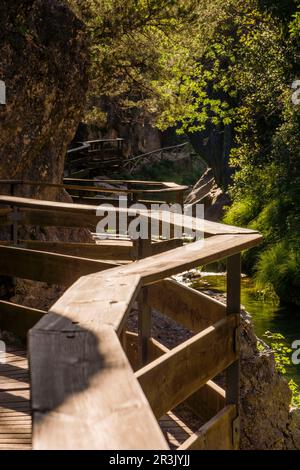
(179, 271, 300, 388)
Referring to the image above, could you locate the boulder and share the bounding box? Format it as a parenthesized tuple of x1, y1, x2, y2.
(0, 0, 88, 199)
(185, 168, 230, 221)
(240, 311, 293, 449)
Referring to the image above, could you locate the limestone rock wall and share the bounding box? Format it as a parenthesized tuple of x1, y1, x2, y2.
(240, 311, 298, 449)
(0, 0, 88, 199)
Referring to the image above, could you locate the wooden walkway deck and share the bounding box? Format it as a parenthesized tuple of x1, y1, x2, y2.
(0, 346, 198, 450)
(0, 347, 31, 450)
(0, 188, 262, 450)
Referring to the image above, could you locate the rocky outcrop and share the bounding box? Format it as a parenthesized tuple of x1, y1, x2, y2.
(240, 311, 296, 449)
(0, 1, 91, 303)
(0, 0, 88, 199)
(79, 99, 163, 158)
(287, 408, 300, 449)
(188, 124, 233, 189)
(185, 168, 230, 221)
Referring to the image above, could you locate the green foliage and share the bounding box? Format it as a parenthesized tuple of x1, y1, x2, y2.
(67, 0, 300, 304)
(220, 1, 300, 304)
(129, 155, 206, 186)
(223, 198, 260, 228)
(68, 0, 233, 128)
(261, 331, 300, 407)
(289, 1, 300, 38)
(289, 380, 300, 408)
(263, 331, 293, 374)
(255, 242, 300, 304)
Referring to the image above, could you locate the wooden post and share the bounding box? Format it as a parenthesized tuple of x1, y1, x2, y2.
(137, 238, 152, 367)
(138, 286, 151, 367)
(10, 183, 15, 242)
(175, 190, 185, 209)
(226, 253, 241, 449)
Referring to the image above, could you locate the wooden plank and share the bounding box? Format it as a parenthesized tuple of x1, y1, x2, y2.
(0, 301, 45, 339)
(0, 382, 29, 392)
(0, 245, 118, 286)
(0, 240, 134, 261)
(0, 410, 30, 416)
(147, 279, 226, 332)
(136, 316, 237, 419)
(159, 411, 193, 449)
(185, 381, 225, 422)
(0, 391, 30, 403)
(225, 254, 241, 450)
(148, 337, 169, 360)
(0, 196, 103, 215)
(0, 195, 260, 235)
(35, 274, 142, 336)
(124, 332, 169, 371)
(124, 332, 139, 370)
(178, 405, 236, 450)
(29, 325, 168, 450)
(138, 287, 151, 366)
(0, 362, 28, 372)
(19, 208, 98, 229)
(88, 233, 262, 286)
(125, 332, 226, 421)
(150, 238, 183, 255)
(0, 445, 31, 449)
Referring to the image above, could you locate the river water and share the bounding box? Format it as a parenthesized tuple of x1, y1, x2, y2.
(189, 274, 300, 387)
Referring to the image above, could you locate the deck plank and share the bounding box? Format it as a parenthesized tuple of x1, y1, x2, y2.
(0, 349, 31, 450)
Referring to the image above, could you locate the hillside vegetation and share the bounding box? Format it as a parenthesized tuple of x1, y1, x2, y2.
(68, 0, 300, 305)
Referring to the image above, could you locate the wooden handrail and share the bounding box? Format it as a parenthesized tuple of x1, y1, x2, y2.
(0, 195, 259, 236)
(0, 179, 188, 197)
(0, 192, 262, 450)
(84, 138, 125, 144)
(125, 142, 189, 163)
(67, 143, 90, 154)
(28, 230, 260, 448)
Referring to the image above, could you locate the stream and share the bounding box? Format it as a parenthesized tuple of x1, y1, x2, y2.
(189, 273, 300, 387)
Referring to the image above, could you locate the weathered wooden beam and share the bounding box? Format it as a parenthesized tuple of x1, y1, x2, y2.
(147, 279, 226, 332)
(178, 405, 236, 450)
(225, 253, 241, 450)
(29, 325, 168, 450)
(136, 315, 238, 419)
(0, 240, 134, 261)
(19, 208, 98, 229)
(150, 238, 183, 255)
(0, 301, 45, 340)
(102, 233, 262, 286)
(36, 274, 142, 336)
(124, 331, 225, 421)
(0, 195, 261, 236)
(185, 380, 225, 422)
(0, 245, 118, 286)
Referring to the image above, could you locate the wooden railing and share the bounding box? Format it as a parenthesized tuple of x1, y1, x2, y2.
(0, 192, 262, 450)
(123, 142, 189, 174)
(65, 138, 124, 177)
(0, 178, 188, 209)
(65, 139, 189, 177)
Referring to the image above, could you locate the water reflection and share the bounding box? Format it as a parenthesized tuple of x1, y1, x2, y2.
(190, 274, 300, 386)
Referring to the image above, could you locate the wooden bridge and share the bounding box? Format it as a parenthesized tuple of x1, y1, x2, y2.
(65, 139, 189, 178)
(65, 139, 125, 178)
(0, 180, 262, 450)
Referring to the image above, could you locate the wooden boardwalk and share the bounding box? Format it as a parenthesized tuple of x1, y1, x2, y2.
(0, 185, 262, 450)
(0, 347, 31, 450)
(0, 346, 197, 450)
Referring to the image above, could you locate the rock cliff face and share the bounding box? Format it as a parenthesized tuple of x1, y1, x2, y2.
(0, 0, 88, 198)
(240, 311, 299, 449)
(0, 0, 90, 302)
(185, 168, 230, 221)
